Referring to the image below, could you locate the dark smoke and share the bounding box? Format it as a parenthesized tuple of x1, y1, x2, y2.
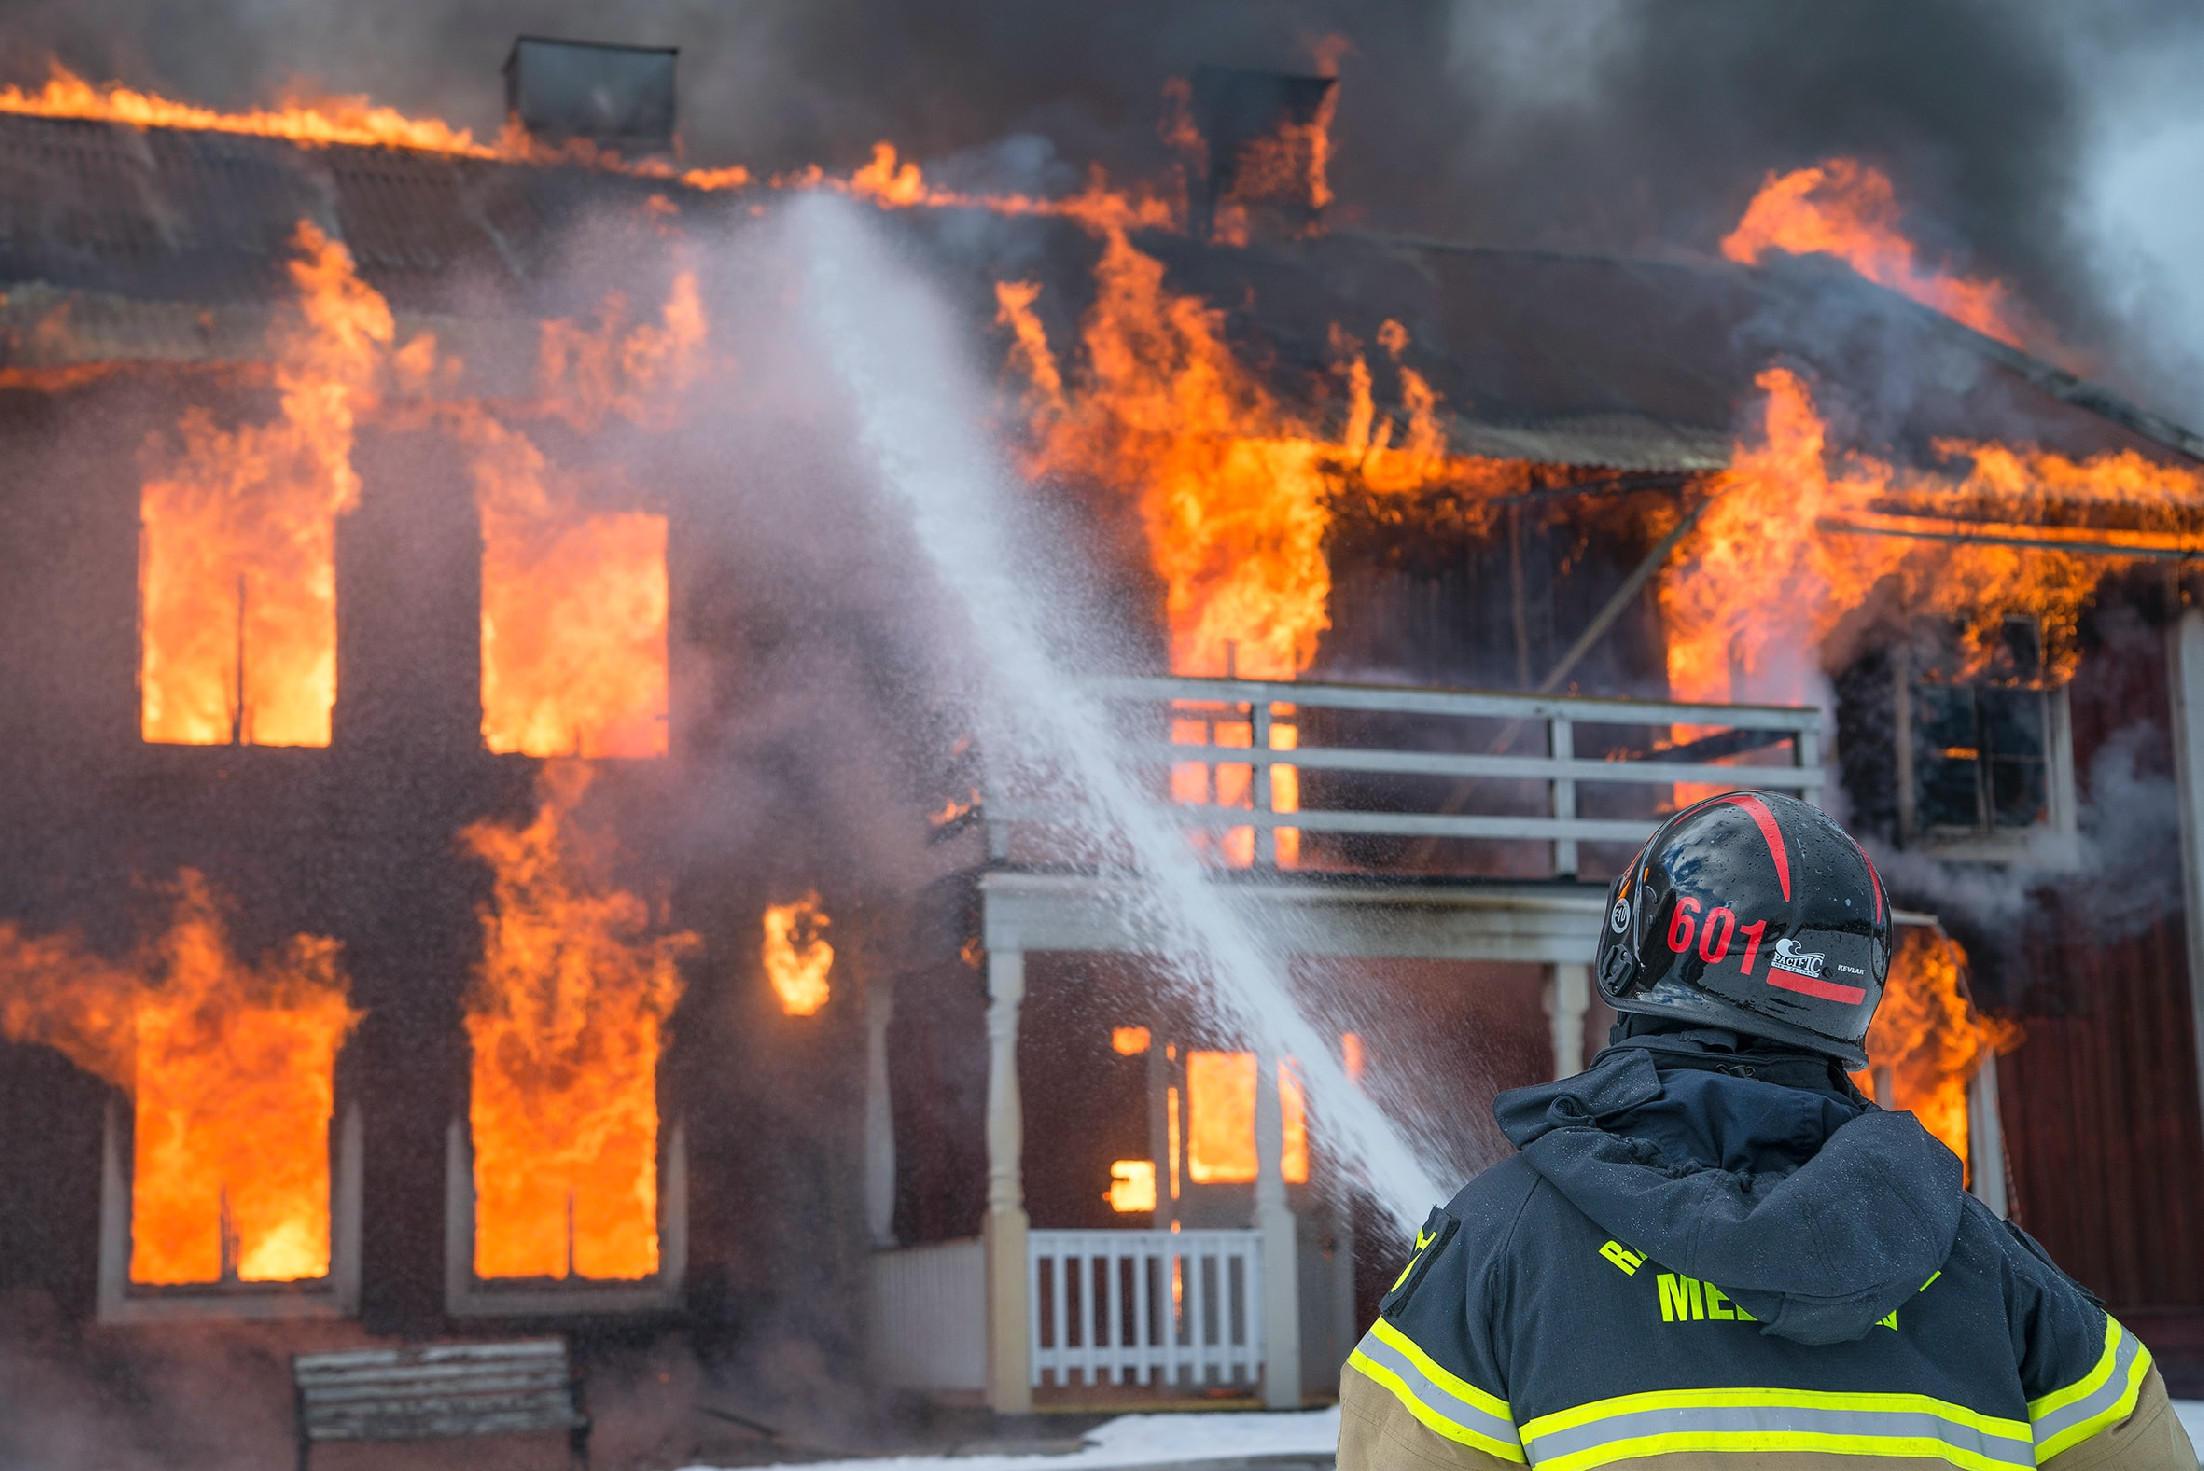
(5, 2, 2202, 391)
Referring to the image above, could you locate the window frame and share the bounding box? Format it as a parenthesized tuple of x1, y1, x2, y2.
(1892, 641, 2079, 866)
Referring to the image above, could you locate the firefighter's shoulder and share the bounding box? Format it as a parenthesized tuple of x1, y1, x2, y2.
(1341, 1160, 1542, 1471)
(1382, 1157, 1543, 1321)
(1985, 1201, 2199, 1468)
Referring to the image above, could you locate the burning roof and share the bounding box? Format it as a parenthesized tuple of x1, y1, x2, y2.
(0, 107, 2194, 485)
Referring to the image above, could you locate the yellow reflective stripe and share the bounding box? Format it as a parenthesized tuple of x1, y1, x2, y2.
(1368, 1317, 1513, 1421)
(1520, 1386, 2032, 1471)
(2031, 1325, 2152, 1462)
(2027, 1315, 2119, 1421)
(1532, 1429, 2023, 1471)
(1520, 1385, 2030, 1443)
(1346, 1351, 1525, 1463)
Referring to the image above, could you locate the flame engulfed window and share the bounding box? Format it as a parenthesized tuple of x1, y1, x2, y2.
(139, 223, 390, 748)
(462, 763, 695, 1280)
(1183, 1050, 1308, 1185)
(474, 276, 701, 762)
(0, 873, 356, 1284)
(478, 489, 672, 759)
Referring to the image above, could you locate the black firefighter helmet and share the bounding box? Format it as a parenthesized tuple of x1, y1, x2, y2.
(1596, 790, 1890, 1069)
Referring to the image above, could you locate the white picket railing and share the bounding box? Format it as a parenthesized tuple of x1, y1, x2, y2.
(1028, 1229, 1262, 1390)
(983, 675, 1825, 876)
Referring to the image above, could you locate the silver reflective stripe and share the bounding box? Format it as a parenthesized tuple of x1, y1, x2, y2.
(2032, 1327, 2142, 1446)
(1523, 1401, 2036, 1467)
(1353, 1328, 1519, 1449)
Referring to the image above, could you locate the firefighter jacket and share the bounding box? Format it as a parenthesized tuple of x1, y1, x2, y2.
(1339, 1032, 2197, 1471)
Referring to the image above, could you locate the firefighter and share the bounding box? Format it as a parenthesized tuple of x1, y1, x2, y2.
(1340, 790, 2197, 1470)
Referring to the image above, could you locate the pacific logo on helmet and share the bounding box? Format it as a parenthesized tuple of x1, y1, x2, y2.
(1767, 938, 1825, 980)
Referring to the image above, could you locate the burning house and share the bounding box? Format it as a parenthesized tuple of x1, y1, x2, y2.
(0, 43, 2202, 1449)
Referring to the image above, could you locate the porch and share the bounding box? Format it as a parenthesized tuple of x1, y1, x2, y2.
(872, 675, 1828, 1412)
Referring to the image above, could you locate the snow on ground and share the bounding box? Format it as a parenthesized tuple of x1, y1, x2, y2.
(683, 1402, 2204, 1469)
(682, 1407, 1341, 1471)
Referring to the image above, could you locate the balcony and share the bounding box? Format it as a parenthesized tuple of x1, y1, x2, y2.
(876, 677, 1828, 1412)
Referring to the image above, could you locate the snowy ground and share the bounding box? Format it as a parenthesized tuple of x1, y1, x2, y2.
(680, 1408, 1341, 1471)
(679, 1401, 2204, 1471)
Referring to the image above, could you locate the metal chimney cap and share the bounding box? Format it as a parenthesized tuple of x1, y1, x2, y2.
(503, 35, 678, 152)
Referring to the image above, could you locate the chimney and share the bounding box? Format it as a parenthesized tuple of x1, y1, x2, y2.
(503, 36, 678, 157)
(1188, 66, 1339, 242)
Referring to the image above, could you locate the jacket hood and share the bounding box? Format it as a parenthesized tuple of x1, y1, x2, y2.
(1493, 1042, 1964, 1345)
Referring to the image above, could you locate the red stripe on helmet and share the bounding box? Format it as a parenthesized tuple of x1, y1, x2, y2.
(1849, 835, 1884, 923)
(1766, 969, 1867, 1005)
(1718, 793, 1791, 902)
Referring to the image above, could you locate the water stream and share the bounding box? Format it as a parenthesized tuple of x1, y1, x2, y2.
(789, 196, 1446, 1230)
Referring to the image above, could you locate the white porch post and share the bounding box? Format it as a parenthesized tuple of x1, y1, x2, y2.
(983, 946, 1032, 1413)
(864, 973, 897, 1247)
(1254, 1051, 1302, 1409)
(2167, 609, 2204, 1142)
(1544, 963, 1591, 1081)
(1965, 1056, 2009, 1220)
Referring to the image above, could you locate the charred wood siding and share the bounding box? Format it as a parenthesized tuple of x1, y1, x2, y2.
(2002, 907, 2204, 1314)
(1989, 587, 2204, 1384)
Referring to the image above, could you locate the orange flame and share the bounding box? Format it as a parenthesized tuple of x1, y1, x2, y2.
(1106, 1159, 1158, 1212)
(139, 221, 402, 746)
(761, 895, 834, 1017)
(0, 874, 356, 1284)
(1854, 927, 2018, 1172)
(462, 763, 696, 1280)
(997, 241, 1530, 864)
(1182, 1051, 1309, 1185)
(0, 65, 496, 155)
(1663, 367, 2204, 710)
(1222, 86, 1338, 215)
(777, 141, 1179, 234)
(474, 273, 702, 760)
(1721, 158, 2022, 347)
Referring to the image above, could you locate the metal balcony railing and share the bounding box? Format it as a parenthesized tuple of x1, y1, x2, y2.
(984, 676, 1825, 877)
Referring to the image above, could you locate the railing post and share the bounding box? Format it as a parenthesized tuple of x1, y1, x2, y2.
(983, 946, 1032, 1413)
(983, 771, 1010, 863)
(1543, 964, 1591, 1080)
(1550, 716, 1578, 877)
(1795, 714, 1825, 812)
(864, 973, 897, 1247)
(1250, 693, 1275, 869)
(1253, 1053, 1300, 1408)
